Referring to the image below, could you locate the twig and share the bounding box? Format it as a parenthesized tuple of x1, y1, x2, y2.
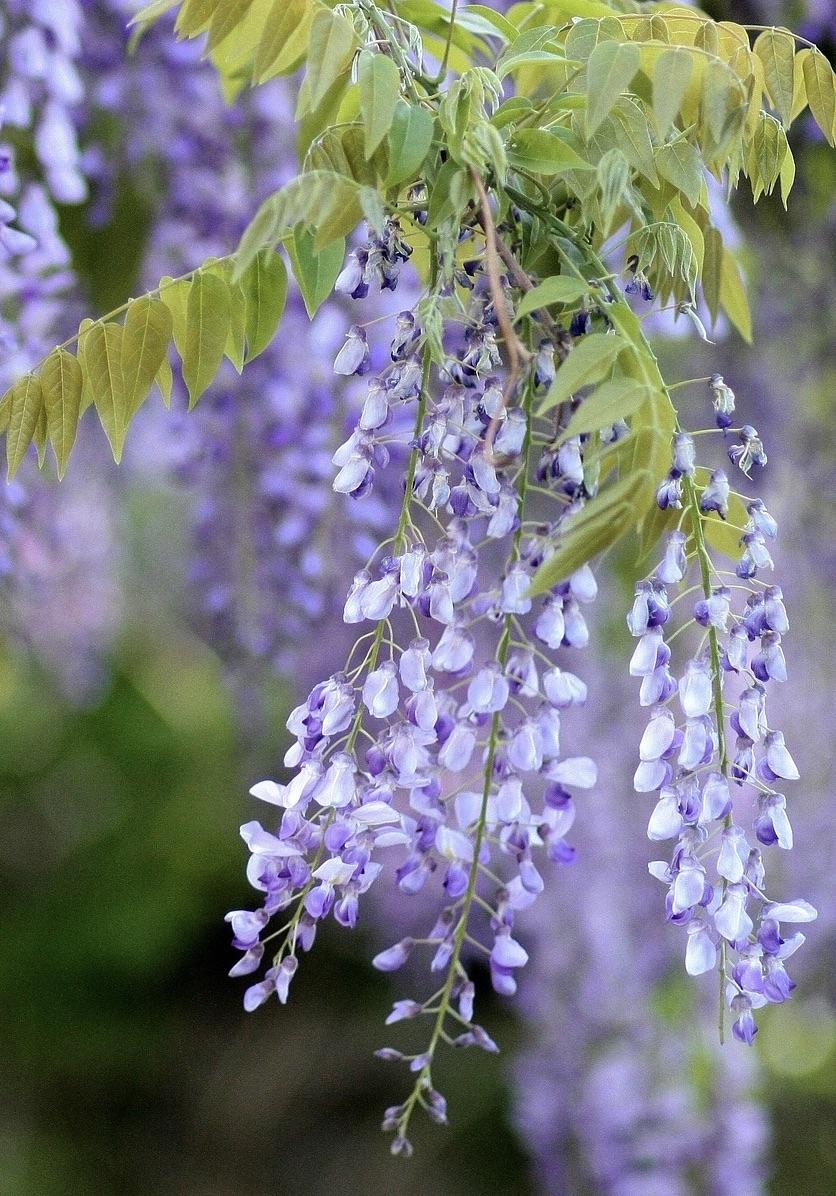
(470, 169, 532, 458)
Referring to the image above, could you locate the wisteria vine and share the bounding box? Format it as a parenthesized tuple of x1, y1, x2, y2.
(1, 0, 833, 1166)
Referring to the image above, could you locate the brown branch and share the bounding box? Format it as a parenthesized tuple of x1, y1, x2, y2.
(470, 169, 532, 459)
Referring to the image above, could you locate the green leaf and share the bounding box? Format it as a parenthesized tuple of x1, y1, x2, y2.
(288, 227, 345, 317)
(556, 379, 653, 444)
(5, 375, 44, 479)
(175, 0, 220, 37)
(358, 51, 401, 160)
(206, 0, 258, 51)
(156, 355, 174, 408)
(252, 0, 316, 82)
(130, 0, 180, 27)
(529, 469, 649, 596)
(33, 402, 49, 468)
(385, 101, 435, 186)
(719, 246, 752, 342)
(304, 9, 357, 114)
(240, 249, 288, 363)
(800, 48, 836, 146)
(652, 47, 693, 136)
(702, 225, 722, 326)
(122, 297, 173, 418)
(515, 276, 590, 319)
(754, 28, 796, 127)
(180, 273, 231, 409)
(86, 322, 128, 462)
(596, 146, 631, 234)
(585, 41, 640, 137)
(40, 348, 83, 478)
(77, 317, 97, 414)
(609, 98, 659, 185)
(507, 129, 594, 175)
(235, 173, 363, 276)
(564, 16, 625, 62)
(540, 333, 626, 412)
(655, 139, 704, 207)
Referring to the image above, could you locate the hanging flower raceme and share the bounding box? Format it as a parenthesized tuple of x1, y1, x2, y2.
(227, 225, 604, 1153)
(629, 381, 816, 1045)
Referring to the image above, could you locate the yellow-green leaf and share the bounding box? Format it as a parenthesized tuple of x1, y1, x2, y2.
(754, 28, 796, 127)
(515, 276, 590, 319)
(800, 47, 836, 146)
(358, 50, 401, 160)
(508, 129, 594, 174)
(288, 227, 344, 317)
(122, 297, 173, 418)
(156, 356, 174, 408)
(540, 333, 626, 412)
(206, 0, 258, 51)
(304, 9, 357, 114)
(175, 0, 220, 37)
(702, 225, 722, 326)
(585, 40, 640, 137)
(385, 101, 435, 187)
(86, 322, 128, 462)
(529, 469, 649, 596)
(720, 247, 752, 342)
(40, 348, 83, 478)
(556, 379, 653, 444)
(241, 249, 288, 363)
(655, 139, 704, 206)
(6, 375, 44, 478)
(252, 0, 316, 83)
(180, 273, 231, 409)
(652, 47, 693, 137)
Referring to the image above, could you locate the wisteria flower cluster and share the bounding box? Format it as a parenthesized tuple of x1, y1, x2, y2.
(630, 387, 816, 1045)
(228, 222, 605, 1149)
(3, 0, 833, 1164)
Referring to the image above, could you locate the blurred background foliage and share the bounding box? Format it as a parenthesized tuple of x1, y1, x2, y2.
(0, 2, 834, 1193)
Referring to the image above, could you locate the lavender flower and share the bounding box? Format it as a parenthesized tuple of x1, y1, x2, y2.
(629, 391, 815, 1042)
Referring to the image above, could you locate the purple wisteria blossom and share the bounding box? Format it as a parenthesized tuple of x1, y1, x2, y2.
(227, 247, 605, 1151)
(628, 385, 816, 1045)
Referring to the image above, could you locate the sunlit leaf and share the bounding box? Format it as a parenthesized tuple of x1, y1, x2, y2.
(180, 273, 231, 409)
(385, 101, 435, 186)
(122, 297, 173, 418)
(585, 41, 640, 137)
(240, 249, 288, 363)
(556, 379, 653, 444)
(800, 47, 836, 146)
(652, 47, 693, 137)
(754, 28, 796, 128)
(358, 51, 401, 159)
(5, 375, 44, 479)
(508, 129, 594, 174)
(85, 322, 128, 462)
(40, 348, 84, 478)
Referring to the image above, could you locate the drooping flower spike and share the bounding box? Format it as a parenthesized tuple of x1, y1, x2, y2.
(629, 386, 815, 1045)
